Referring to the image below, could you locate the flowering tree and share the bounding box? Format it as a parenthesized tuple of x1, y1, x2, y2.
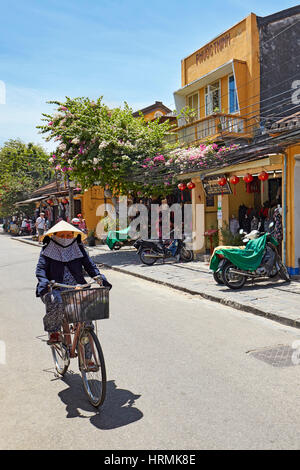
(132, 143, 240, 191)
(167, 143, 240, 173)
(38, 98, 239, 198)
(37, 97, 175, 197)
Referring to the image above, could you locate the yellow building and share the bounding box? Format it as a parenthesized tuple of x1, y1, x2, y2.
(173, 13, 259, 146)
(173, 9, 300, 275)
(132, 101, 173, 122)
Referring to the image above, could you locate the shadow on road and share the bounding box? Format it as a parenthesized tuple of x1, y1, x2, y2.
(217, 278, 292, 293)
(58, 373, 143, 429)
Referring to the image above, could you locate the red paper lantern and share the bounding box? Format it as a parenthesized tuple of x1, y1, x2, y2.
(218, 177, 227, 187)
(230, 175, 239, 185)
(258, 171, 269, 181)
(187, 181, 195, 190)
(229, 175, 240, 195)
(178, 183, 186, 191)
(243, 173, 253, 183)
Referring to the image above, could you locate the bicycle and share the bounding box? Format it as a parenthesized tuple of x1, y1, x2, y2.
(45, 279, 109, 408)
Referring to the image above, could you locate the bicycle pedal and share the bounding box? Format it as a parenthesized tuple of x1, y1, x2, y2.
(81, 363, 99, 373)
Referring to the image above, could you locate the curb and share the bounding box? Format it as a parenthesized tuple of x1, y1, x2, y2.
(11, 235, 300, 330)
(93, 261, 300, 330)
(11, 237, 41, 247)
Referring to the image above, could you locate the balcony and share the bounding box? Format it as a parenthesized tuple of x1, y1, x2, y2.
(167, 113, 252, 145)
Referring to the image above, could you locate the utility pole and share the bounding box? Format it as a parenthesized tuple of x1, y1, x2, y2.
(67, 176, 75, 220)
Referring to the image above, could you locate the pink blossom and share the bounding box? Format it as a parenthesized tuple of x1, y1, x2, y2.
(153, 154, 165, 162)
(48, 121, 53, 126)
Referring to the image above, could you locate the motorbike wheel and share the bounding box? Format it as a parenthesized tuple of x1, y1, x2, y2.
(179, 248, 193, 262)
(222, 262, 246, 289)
(278, 259, 291, 282)
(269, 265, 279, 278)
(139, 248, 157, 266)
(213, 270, 224, 285)
(113, 242, 122, 250)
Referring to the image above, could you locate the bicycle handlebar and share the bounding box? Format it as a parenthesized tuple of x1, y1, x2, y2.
(49, 278, 103, 290)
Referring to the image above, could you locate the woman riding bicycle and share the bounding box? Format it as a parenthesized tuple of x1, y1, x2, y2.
(35, 220, 111, 344)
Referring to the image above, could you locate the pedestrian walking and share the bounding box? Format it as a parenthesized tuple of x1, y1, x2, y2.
(35, 212, 46, 243)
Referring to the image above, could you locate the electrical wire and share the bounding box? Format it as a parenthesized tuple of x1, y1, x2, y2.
(164, 15, 300, 116)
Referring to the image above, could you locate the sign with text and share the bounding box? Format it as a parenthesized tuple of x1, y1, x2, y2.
(196, 33, 231, 65)
(202, 175, 232, 196)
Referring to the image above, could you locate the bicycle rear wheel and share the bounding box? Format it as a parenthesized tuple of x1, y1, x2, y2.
(78, 329, 106, 408)
(51, 342, 70, 376)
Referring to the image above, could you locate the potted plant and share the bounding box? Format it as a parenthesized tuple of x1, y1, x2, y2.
(87, 229, 96, 247)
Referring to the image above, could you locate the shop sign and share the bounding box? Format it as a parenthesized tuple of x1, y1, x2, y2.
(196, 33, 231, 65)
(202, 175, 232, 196)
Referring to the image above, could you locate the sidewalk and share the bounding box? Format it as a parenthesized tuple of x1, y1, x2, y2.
(11, 234, 300, 330)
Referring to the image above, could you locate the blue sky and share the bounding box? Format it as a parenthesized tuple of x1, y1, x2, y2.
(0, 0, 298, 152)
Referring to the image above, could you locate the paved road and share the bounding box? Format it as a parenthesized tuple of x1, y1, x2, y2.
(87, 245, 300, 329)
(1, 234, 300, 450)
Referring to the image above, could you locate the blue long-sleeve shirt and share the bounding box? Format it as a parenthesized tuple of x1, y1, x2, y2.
(35, 239, 110, 297)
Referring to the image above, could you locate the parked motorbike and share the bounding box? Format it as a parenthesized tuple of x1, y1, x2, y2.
(134, 234, 193, 266)
(211, 223, 290, 289)
(108, 238, 136, 251)
(105, 226, 135, 250)
(18, 226, 32, 236)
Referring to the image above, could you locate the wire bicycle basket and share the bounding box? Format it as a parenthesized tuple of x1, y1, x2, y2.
(60, 287, 110, 323)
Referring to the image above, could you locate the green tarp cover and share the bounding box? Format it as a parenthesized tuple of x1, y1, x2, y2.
(209, 234, 278, 272)
(106, 227, 130, 250)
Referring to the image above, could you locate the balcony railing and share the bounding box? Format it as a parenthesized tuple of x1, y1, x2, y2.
(166, 113, 251, 145)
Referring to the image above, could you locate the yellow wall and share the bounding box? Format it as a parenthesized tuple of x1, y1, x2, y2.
(79, 186, 111, 233)
(285, 144, 300, 270)
(144, 108, 169, 122)
(182, 14, 258, 86)
(181, 13, 260, 131)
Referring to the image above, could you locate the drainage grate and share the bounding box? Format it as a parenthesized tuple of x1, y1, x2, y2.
(247, 344, 300, 368)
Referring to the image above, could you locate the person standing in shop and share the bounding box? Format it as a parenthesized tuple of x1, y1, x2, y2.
(77, 213, 87, 233)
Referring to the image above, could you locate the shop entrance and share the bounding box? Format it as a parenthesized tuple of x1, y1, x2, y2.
(227, 173, 283, 254)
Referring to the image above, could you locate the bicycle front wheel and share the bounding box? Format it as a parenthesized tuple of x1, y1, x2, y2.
(78, 329, 106, 408)
(51, 342, 70, 376)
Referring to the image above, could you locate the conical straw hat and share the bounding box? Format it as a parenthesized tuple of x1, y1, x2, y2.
(41, 220, 87, 241)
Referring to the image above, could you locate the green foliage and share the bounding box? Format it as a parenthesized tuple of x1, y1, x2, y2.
(37, 97, 175, 197)
(177, 106, 198, 124)
(219, 223, 243, 246)
(0, 139, 51, 217)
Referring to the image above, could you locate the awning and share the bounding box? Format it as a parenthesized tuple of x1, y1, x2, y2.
(174, 60, 236, 98)
(15, 196, 47, 206)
